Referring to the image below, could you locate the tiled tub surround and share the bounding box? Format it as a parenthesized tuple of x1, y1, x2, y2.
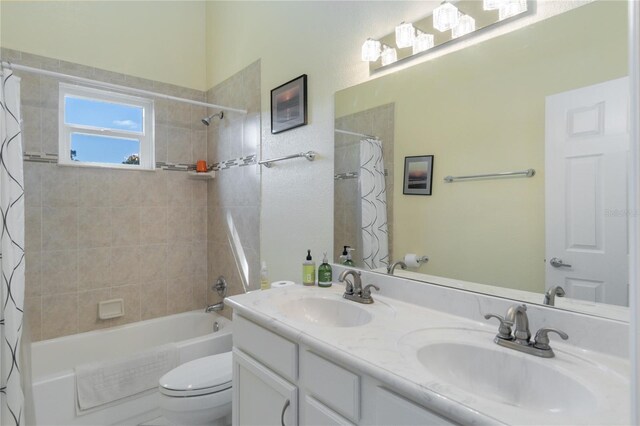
(206, 60, 261, 318)
(1, 48, 235, 341)
(228, 265, 630, 425)
(334, 104, 395, 266)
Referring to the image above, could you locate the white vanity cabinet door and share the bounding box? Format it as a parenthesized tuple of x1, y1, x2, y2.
(233, 349, 298, 426)
(373, 387, 457, 426)
(303, 396, 356, 426)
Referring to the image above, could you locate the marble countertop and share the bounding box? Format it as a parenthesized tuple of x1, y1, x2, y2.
(226, 284, 630, 426)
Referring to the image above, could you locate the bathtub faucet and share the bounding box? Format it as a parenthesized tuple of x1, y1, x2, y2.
(205, 301, 224, 313)
(205, 276, 228, 313)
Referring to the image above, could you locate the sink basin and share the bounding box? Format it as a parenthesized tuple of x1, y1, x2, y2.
(277, 297, 372, 327)
(416, 341, 597, 414)
(398, 328, 607, 417)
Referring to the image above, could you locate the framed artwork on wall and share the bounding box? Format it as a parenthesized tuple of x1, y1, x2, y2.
(271, 74, 308, 134)
(403, 155, 434, 195)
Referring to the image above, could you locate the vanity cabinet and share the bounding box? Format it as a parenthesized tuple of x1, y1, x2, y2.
(232, 313, 457, 426)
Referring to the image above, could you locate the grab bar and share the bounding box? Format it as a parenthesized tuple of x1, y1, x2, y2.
(259, 151, 316, 168)
(444, 168, 535, 183)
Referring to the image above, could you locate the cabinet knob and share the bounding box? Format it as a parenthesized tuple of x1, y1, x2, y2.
(281, 399, 290, 426)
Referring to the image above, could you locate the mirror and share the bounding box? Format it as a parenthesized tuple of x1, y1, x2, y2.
(334, 1, 629, 320)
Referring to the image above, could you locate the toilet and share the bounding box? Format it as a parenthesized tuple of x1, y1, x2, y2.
(158, 352, 233, 426)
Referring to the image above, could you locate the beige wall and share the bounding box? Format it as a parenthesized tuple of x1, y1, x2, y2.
(0, 1, 207, 90)
(5, 48, 210, 340)
(335, 1, 627, 292)
(205, 0, 596, 283)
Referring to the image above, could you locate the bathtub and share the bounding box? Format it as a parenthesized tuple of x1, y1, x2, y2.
(31, 311, 232, 426)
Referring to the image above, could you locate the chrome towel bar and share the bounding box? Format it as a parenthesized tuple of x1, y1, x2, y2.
(259, 151, 316, 168)
(444, 168, 535, 183)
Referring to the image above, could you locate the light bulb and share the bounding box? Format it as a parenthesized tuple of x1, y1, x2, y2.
(380, 45, 398, 66)
(499, 0, 527, 20)
(451, 14, 476, 39)
(361, 39, 382, 62)
(395, 22, 416, 48)
(412, 31, 434, 54)
(433, 2, 460, 32)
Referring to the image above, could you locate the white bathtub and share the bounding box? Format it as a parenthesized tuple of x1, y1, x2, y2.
(31, 311, 232, 426)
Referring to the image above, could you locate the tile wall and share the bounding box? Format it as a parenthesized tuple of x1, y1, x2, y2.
(206, 60, 261, 319)
(2, 48, 212, 340)
(334, 103, 395, 267)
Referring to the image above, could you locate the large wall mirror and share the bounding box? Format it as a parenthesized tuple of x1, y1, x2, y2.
(334, 1, 629, 320)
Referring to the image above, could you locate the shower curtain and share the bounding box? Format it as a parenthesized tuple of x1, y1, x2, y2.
(0, 67, 26, 426)
(359, 138, 389, 270)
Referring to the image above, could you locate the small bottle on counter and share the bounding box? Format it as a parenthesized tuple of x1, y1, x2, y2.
(260, 261, 270, 290)
(302, 249, 316, 286)
(343, 247, 355, 266)
(318, 252, 332, 288)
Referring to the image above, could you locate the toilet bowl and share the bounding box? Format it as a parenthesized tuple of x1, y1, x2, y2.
(159, 352, 232, 426)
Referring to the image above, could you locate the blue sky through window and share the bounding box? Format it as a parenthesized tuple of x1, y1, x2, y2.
(65, 96, 143, 132)
(71, 133, 139, 164)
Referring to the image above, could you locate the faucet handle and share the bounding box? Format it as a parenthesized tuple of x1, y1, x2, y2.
(362, 284, 380, 299)
(484, 313, 513, 340)
(533, 328, 569, 350)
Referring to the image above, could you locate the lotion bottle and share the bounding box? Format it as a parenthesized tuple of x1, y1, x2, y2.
(302, 249, 316, 286)
(318, 252, 332, 287)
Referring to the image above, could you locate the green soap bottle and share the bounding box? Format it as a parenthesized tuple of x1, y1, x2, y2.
(318, 252, 332, 288)
(302, 249, 316, 286)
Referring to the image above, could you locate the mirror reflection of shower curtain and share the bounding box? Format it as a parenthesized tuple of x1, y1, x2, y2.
(359, 138, 389, 269)
(0, 67, 28, 426)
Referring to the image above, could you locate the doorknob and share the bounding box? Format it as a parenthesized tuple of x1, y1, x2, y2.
(550, 257, 572, 268)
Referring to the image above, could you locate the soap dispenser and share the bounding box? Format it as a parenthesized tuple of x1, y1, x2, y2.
(318, 252, 332, 288)
(343, 247, 355, 266)
(339, 246, 349, 264)
(303, 249, 316, 286)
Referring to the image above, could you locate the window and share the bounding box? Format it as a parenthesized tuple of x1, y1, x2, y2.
(58, 84, 154, 170)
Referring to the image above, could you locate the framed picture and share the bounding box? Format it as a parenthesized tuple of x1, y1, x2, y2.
(403, 155, 434, 195)
(271, 74, 308, 134)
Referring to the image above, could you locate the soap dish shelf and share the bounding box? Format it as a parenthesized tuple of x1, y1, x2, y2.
(188, 171, 216, 180)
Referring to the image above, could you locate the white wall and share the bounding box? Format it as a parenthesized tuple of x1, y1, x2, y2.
(205, 0, 591, 283)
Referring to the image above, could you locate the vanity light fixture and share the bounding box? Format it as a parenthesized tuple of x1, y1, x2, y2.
(433, 1, 460, 32)
(361, 38, 382, 62)
(380, 44, 398, 66)
(499, 0, 527, 21)
(412, 30, 435, 54)
(395, 22, 416, 48)
(451, 14, 476, 39)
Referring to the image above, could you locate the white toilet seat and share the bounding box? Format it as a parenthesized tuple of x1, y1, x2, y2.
(159, 352, 232, 397)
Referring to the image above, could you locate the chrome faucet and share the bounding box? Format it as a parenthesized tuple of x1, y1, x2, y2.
(205, 276, 228, 313)
(543, 286, 566, 306)
(387, 260, 407, 275)
(338, 269, 379, 304)
(484, 303, 569, 358)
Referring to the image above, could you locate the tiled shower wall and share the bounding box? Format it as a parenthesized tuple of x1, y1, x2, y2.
(334, 103, 395, 267)
(206, 60, 261, 318)
(1, 48, 211, 341)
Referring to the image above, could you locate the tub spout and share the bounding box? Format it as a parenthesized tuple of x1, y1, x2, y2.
(205, 302, 224, 313)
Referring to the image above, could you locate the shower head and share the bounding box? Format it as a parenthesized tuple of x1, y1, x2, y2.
(201, 111, 224, 126)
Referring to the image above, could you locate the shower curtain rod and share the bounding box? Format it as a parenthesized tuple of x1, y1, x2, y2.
(334, 129, 378, 139)
(1, 61, 248, 115)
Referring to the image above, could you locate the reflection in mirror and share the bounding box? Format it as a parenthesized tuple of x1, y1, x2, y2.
(334, 1, 629, 320)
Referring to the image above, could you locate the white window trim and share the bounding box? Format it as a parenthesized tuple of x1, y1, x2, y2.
(58, 83, 155, 170)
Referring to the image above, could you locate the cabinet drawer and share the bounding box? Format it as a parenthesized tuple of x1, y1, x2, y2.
(233, 314, 298, 382)
(302, 350, 360, 422)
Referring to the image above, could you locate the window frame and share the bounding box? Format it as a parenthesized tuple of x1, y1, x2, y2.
(58, 83, 155, 170)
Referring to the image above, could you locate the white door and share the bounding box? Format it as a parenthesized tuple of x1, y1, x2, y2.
(545, 77, 629, 306)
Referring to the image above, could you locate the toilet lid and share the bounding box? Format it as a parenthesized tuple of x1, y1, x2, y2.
(159, 352, 232, 397)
